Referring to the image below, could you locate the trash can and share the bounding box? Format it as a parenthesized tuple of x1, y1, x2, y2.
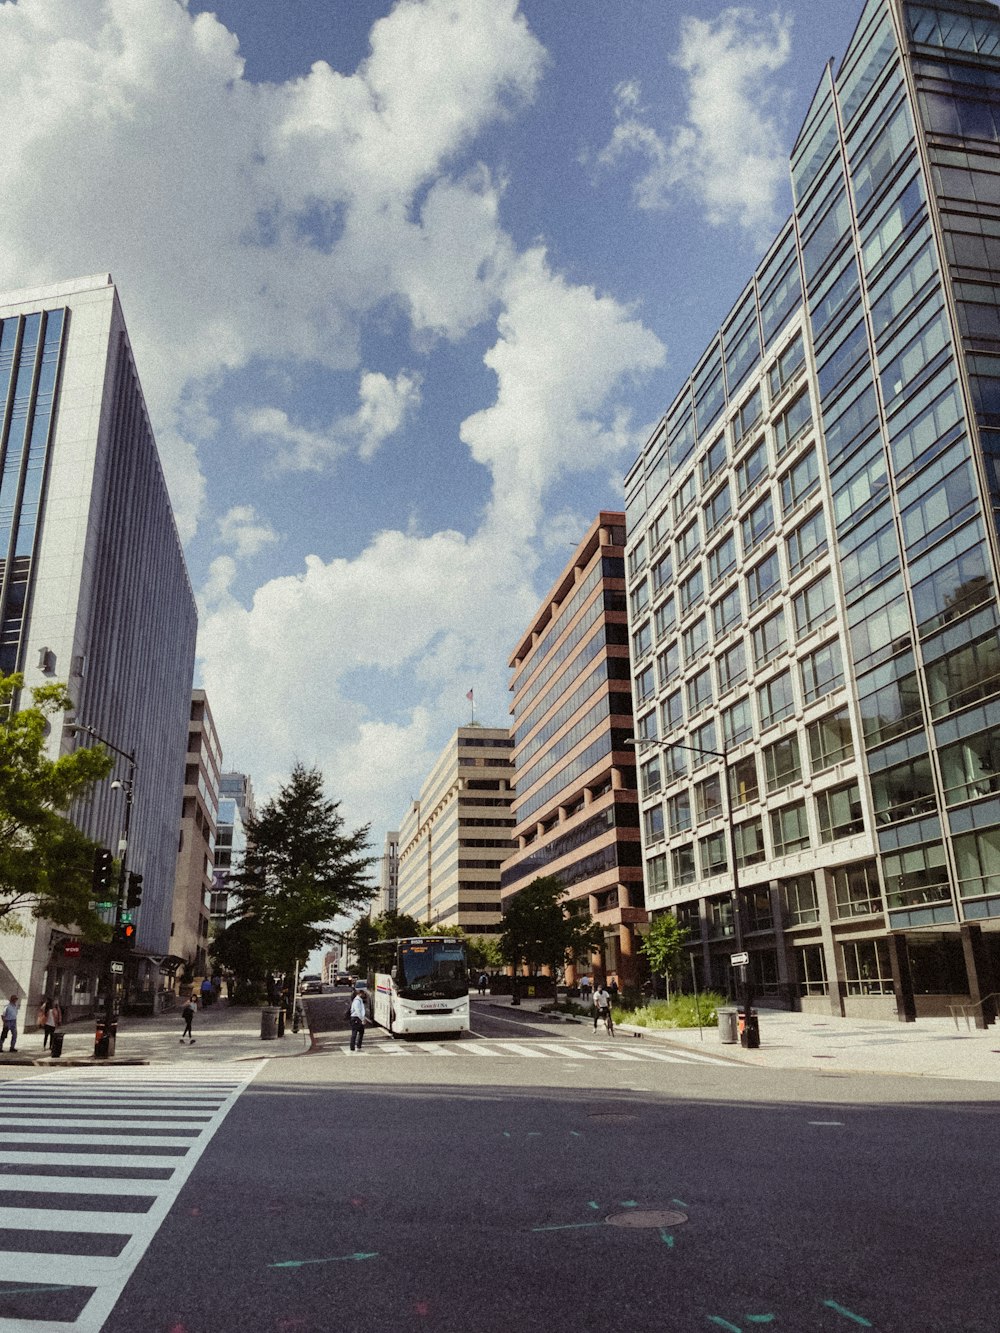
(260, 1007, 281, 1040)
(738, 1008, 760, 1049)
(49, 1031, 65, 1059)
(718, 1006, 739, 1044)
(94, 1020, 116, 1058)
(277, 1009, 286, 1038)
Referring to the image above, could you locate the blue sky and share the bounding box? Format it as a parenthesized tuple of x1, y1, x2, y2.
(0, 0, 863, 865)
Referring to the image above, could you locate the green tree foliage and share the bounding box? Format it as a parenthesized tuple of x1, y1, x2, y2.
(0, 673, 113, 936)
(223, 763, 374, 980)
(639, 913, 690, 999)
(465, 934, 503, 973)
(372, 910, 424, 940)
(500, 876, 602, 980)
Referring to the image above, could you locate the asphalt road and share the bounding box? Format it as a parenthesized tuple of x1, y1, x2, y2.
(3, 998, 999, 1333)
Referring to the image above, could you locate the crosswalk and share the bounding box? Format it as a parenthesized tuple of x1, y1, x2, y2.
(0, 1066, 259, 1332)
(319, 1036, 731, 1064)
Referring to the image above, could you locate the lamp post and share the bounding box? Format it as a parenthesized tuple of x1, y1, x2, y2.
(626, 733, 757, 1046)
(68, 723, 137, 1057)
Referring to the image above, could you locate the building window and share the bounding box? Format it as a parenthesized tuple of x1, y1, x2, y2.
(833, 861, 883, 918)
(939, 722, 1000, 805)
(701, 433, 728, 485)
(657, 641, 680, 687)
(800, 640, 844, 704)
(926, 626, 1000, 719)
(660, 689, 683, 733)
(712, 585, 743, 638)
(654, 595, 677, 640)
(768, 334, 805, 401)
(635, 664, 655, 703)
(797, 943, 828, 995)
(627, 536, 647, 580)
(679, 565, 705, 615)
(793, 571, 836, 638)
(786, 508, 829, 576)
(842, 939, 892, 995)
(706, 894, 735, 938)
(729, 754, 759, 809)
(647, 853, 669, 894)
(703, 482, 732, 537)
(671, 842, 695, 887)
(633, 620, 652, 661)
(816, 782, 864, 842)
(699, 831, 728, 877)
(682, 616, 710, 663)
(722, 695, 753, 747)
(717, 639, 747, 694)
(757, 669, 795, 729)
(690, 721, 718, 767)
(640, 755, 662, 799)
(783, 873, 819, 924)
(771, 800, 810, 855)
(651, 550, 673, 594)
(807, 706, 854, 772)
(774, 389, 813, 458)
(741, 494, 775, 553)
(736, 439, 768, 499)
(630, 580, 650, 619)
(708, 533, 737, 587)
(735, 817, 766, 869)
(674, 470, 699, 520)
(643, 803, 665, 844)
(695, 773, 723, 822)
(676, 519, 700, 566)
(751, 608, 786, 669)
(667, 791, 692, 835)
(884, 841, 950, 911)
(780, 448, 820, 515)
(636, 709, 658, 743)
(687, 667, 713, 715)
(746, 550, 781, 611)
(870, 755, 936, 825)
(763, 734, 802, 792)
(736, 386, 764, 442)
(954, 827, 1000, 901)
(744, 885, 773, 931)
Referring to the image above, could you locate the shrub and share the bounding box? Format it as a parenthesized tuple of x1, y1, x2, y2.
(611, 991, 728, 1029)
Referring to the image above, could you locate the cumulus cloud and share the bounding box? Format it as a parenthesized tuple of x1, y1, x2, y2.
(596, 7, 794, 235)
(0, 0, 666, 836)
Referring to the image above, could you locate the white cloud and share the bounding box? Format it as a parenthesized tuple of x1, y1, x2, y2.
(596, 7, 794, 236)
(236, 368, 423, 471)
(217, 505, 280, 559)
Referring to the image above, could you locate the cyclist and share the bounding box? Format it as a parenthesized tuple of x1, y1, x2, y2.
(592, 982, 612, 1033)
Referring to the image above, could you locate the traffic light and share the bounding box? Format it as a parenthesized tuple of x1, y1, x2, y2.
(115, 922, 137, 948)
(92, 848, 113, 896)
(126, 872, 144, 908)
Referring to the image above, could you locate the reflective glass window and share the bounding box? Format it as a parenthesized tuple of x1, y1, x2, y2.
(764, 734, 802, 792)
(800, 639, 844, 704)
(816, 782, 864, 841)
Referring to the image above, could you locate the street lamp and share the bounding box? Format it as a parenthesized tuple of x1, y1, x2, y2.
(626, 733, 758, 1047)
(67, 723, 137, 1057)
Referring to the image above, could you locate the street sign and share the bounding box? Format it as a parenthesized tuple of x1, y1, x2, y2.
(94, 900, 114, 910)
(730, 951, 749, 966)
(63, 941, 81, 957)
(120, 911, 134, 924)
(110, 961, 124, 974)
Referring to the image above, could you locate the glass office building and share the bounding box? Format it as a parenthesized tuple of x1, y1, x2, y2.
(624, 0, 1000, 1021)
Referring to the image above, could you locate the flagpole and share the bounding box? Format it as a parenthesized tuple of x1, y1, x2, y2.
(467, 688, 475, 724)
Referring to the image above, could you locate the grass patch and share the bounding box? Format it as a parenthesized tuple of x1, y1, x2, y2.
(540, 999, 591, 1018)
(612, 991, 727, 1029)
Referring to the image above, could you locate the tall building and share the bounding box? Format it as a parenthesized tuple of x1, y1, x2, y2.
(211, 770, 256, 923)
(0, 274, 197, 1016)
(376, 831, 400, 915)
(624, 0, 1000, 1023)
(396, 726, 514, 933)
(504, 513, 646, 988)
(170, 690, 221, 988)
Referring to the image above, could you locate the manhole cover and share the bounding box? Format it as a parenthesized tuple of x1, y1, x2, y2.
(606, 1209, 687, 1229)
(587, 1113, 638, 1122)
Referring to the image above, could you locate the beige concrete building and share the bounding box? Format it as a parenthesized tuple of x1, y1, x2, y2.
(505, 512, 646, 990)
(169, 690, 220, 986)
(396, 726, 514, 934)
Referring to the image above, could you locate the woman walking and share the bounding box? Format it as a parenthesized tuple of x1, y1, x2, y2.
(38, 996, 61, 1050)
(180, 995, 197, 1044)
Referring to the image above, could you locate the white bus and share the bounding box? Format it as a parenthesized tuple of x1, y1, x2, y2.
(366, 937, 470, 1036)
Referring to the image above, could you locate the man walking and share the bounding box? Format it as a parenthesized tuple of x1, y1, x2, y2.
(180, 995, 197, 1044)
(349, 988, 367, 1051)
(0, 995, 19, 1052)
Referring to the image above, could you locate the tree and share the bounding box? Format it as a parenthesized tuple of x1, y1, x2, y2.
(500, 877, 602, 983)
(639, 913, 690, 1001)
(372, 910, 423, 940)
(226, 763, 374, 983)
(0, 673, 113, 936)
(465, 934, 503, 974)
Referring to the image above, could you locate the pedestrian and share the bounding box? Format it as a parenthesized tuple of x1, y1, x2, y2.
(579, 975, 591, 1001)
(478, 972, 488, 996)
(349, 988, 367, 1051)
(609, 978, 619, 1000)
(592, 983, 611, 1031)
(37, 996, 61, 1050)
(0, 995, 19, 1052)
(200, 976, 213, 1008)
(180, 995, 197, 1043)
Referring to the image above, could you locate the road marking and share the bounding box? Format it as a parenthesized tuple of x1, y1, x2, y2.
(0, 1067, 261, 1333)
(322, 1036, 732, 1064)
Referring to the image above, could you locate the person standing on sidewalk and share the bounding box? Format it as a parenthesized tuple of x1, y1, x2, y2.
(349, 988, 367, 1051)
(0, 995, 19, 1052)
(38, 997, 61, 1050)
(181, 995, 197, 1043)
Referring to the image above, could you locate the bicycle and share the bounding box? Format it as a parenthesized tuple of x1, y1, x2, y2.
(595, 1006, 614, 1037)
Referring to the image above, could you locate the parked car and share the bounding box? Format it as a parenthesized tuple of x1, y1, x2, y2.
(300, 974, 324, 994)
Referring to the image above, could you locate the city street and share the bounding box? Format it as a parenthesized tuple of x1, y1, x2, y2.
(0, 999, 997, 1332)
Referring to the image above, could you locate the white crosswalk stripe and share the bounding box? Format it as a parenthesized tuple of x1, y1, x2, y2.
(323, 1036, 730, 1064)
(0, 1066, 260, 1333)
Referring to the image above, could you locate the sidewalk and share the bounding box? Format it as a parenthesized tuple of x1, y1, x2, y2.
(483, 996, 1000, 1083)
(1, 998, 311, 1067)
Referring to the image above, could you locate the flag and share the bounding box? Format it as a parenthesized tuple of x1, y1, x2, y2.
(466, 689, 474, 701)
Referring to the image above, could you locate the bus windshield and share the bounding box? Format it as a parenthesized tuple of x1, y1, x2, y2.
(396, 941, 468, 998)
